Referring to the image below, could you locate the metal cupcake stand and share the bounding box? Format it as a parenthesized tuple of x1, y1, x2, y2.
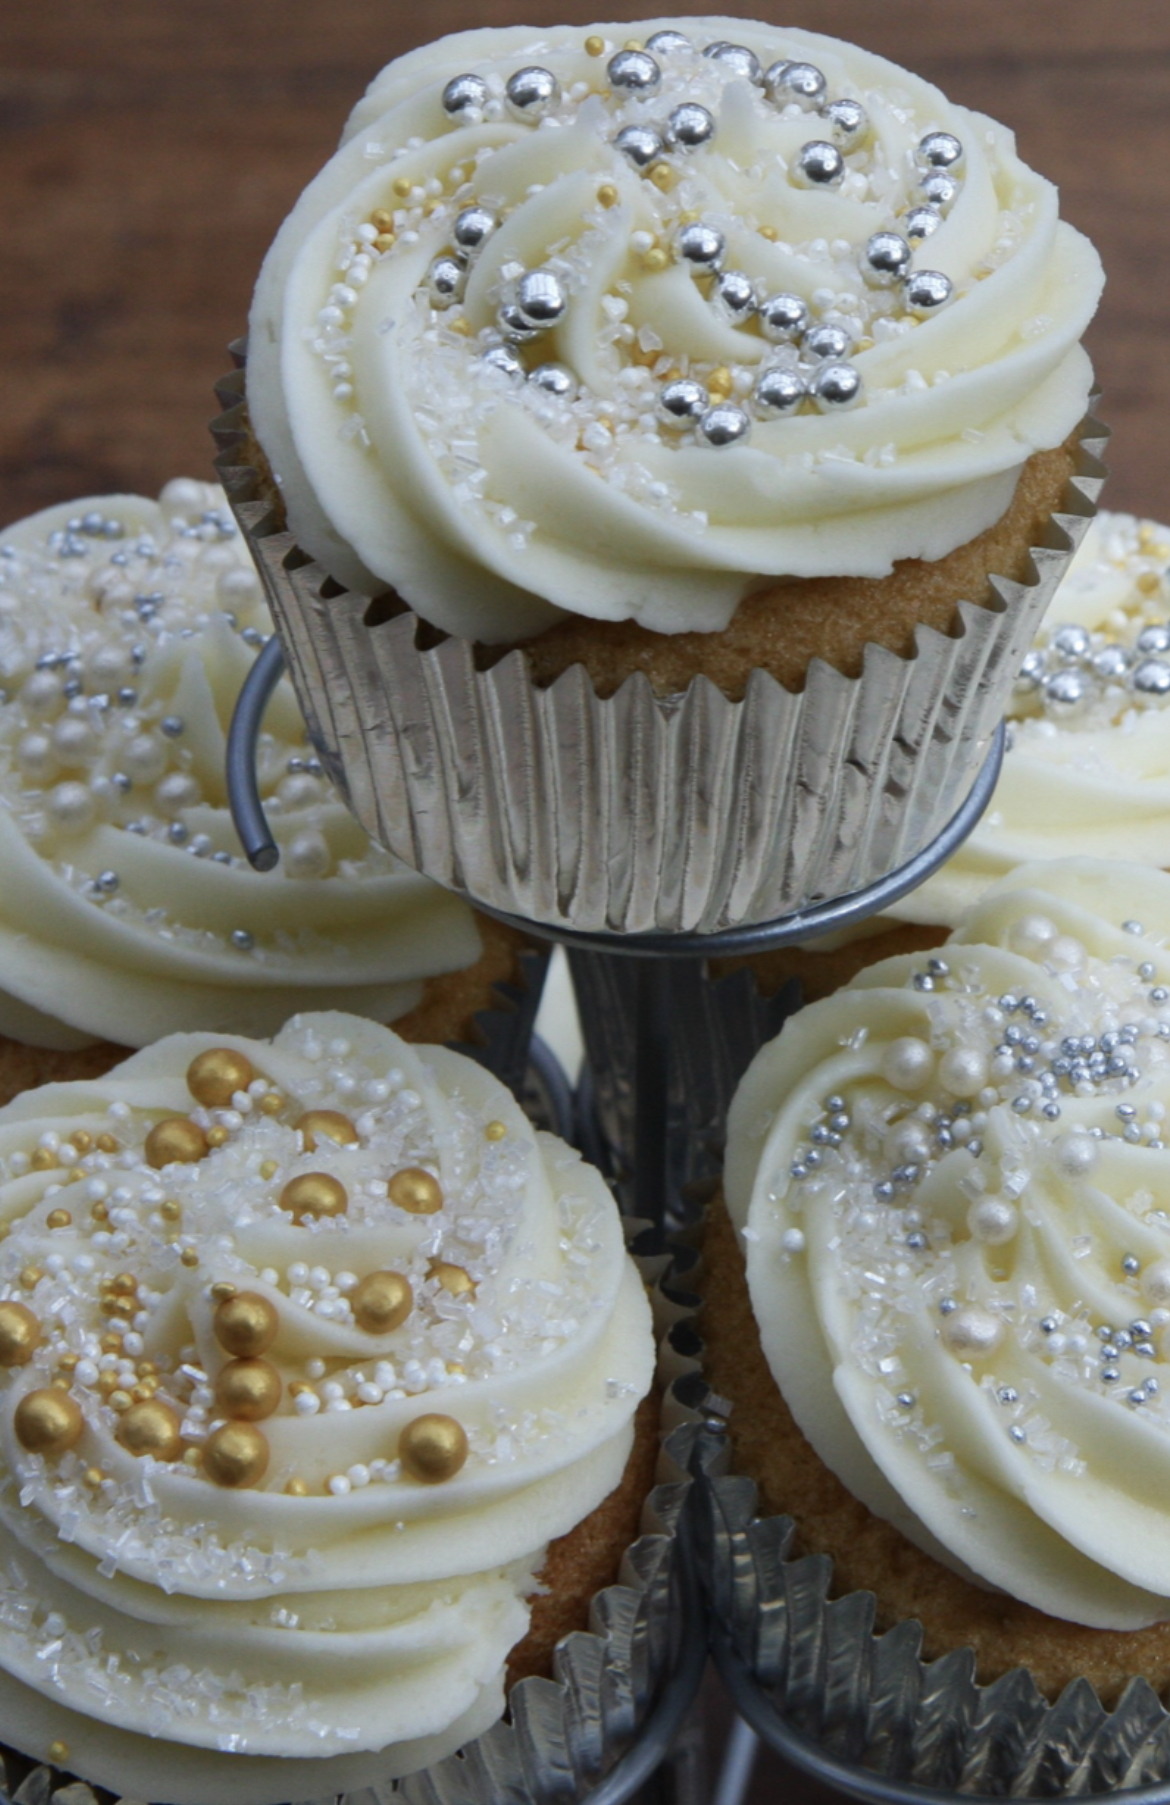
(227, 637, 1021, 1805)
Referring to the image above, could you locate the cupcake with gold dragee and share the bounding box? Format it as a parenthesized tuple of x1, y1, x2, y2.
(224, 17, 1105, 934)
(737, 510, 1170, 1004)
(0, 1012, 656, 1801)
(703, 859, 1170, 1784)
(0, 481, 535, 1107)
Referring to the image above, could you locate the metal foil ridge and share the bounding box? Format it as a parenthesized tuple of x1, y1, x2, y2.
(447, 943, 549, 1102)
(211, 359, 1105, 935)
(687, 1287, 1170, 1799)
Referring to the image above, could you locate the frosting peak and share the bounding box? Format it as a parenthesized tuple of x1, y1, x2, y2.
(728, 860, 1170, 1630)
(248, 17, 1102, 641)
(0, 1014, 653, 1799)
(0, 485, 481, 1049)
(890, 512, 1170, 931)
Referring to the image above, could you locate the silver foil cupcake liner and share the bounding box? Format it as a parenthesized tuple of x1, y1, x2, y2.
(573, 947, 1170, 1798)
(568, 948, 801, 1214)
(694, 1372, 1170, 1799)
(212, 357, 1105, 935)
(640, 961, 1170, 1799)
(0, 1247, 704, 1805)
(446, 941, 549, 1104)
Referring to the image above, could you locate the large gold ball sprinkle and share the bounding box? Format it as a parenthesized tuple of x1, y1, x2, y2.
(398, 1413, 468, 1484)
(351, 1271, 413, 1334)
(117, 1399, 183, 1461)
(295, 1109, 357, 1152)
(30, 1148, 56, 1172)
(45, 1209, 71, 1230)
(214, 1291, 278, 1357)
(187, 1047, 255, 1109)
(145, 1117, 208, 1169)
(202, 1421, 269, 1488)
(387, 1167, 443, 1215)
(428, 1259, 475, 1298)
(279, 1172, 348, 1223)
(15, 1388, 83, 1456)
(0, 1302, 41, 1366)
(47, 1741, 69, 1767)
(215, 1357, 282, 1421)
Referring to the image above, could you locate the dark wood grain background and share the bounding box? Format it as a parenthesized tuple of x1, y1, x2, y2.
(1, 8, 1167, 1799)
(2, 2, 1168, 529)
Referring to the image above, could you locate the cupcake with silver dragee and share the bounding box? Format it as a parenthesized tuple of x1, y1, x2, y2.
(224, 17, 1105, 933)
(703, 860, 1170, 1787)
(0, 481, 535, 1104)
(736, 511, 1170, 1004)
(0, 1013, 656, 1800)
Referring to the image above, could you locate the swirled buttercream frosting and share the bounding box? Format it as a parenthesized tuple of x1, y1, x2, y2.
(890, 513, 1170, 930)
(0, 1013, 653, 1800)
(247, 17, 1103, 642)
(0, 484, 480, 1050)
(727, 860, 1170, 1629)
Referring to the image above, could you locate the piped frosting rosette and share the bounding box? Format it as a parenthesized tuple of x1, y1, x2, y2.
(248, 16, 1103, 641)
(0, 484, 480, 1049)
(0, 1013, 653, 1801)
(727, 859, 1170, 1630)
(889, 512, 1170, 929)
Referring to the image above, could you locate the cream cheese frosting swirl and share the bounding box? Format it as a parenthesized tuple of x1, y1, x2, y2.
(248, 16, 1103, 642)
(0, 1013, 653, 1800)
(727, 859, 1170, 1629)
(0, 484, 481, 1049)
(888, 513, 1170, 930)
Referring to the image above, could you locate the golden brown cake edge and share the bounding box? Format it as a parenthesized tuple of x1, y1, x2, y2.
(700, 1191, 1170, 1705)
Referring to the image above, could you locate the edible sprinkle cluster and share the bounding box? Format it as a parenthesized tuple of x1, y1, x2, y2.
(0, 484, 392, 961)
(1013, 515, 1170, 725)
(777, 911, 1170, 1468)
(0, 1024, 606, 1512)
(315, 26, 980, 498)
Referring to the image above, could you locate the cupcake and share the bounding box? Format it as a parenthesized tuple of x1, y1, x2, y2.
(224, 17, 1105, 933)
(0, 1012, 657, 1800)
(0, 482, 536, 1106)
(738, 509, 1170, 1006)
(706, 856, 1170, 1724)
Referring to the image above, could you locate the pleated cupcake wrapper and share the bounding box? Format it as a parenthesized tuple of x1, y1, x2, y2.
(567, 948, 802, 1205)
(2, 1247, 703, 1805)
(446, 942, 549, 1104)
(692, 1400, 1170, 1799)
(574, 949, 1170, 1800)
(212, 358, 1105, 934)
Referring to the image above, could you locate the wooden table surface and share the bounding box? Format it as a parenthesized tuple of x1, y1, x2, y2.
(2, 1, 1168, 530)
(1, 9, 1167, 1799)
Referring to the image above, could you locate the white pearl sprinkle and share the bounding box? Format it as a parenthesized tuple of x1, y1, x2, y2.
(881, 1037, 934, 1091)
